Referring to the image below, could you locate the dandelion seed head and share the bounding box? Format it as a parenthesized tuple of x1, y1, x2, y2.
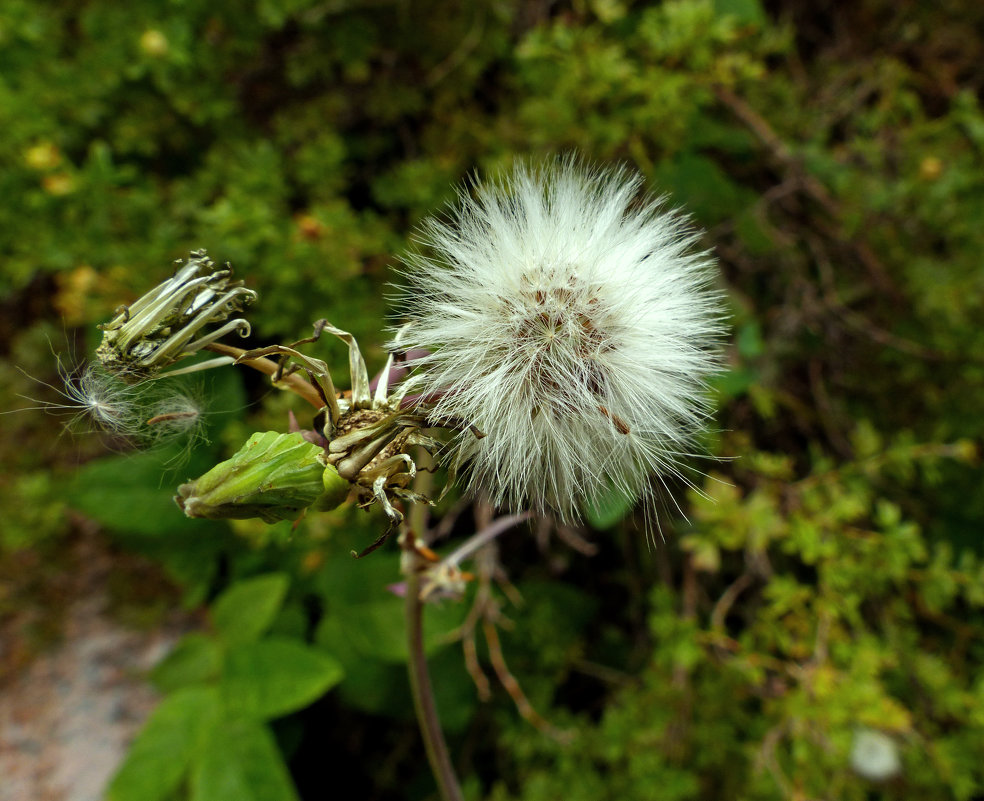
(395, 158, 727, 523)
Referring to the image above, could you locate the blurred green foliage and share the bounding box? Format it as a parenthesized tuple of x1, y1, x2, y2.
(1, 0, 983, 799)
(109, 574, 343, 801)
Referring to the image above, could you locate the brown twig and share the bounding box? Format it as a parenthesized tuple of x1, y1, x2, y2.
(673, 554, 699, 689)
(446, 512, 569, 740)
(713, 85, 837, 216)
(460, 622, 492, 701)
(713, 84, 901, 299)
(805, 233, 944, 360)
(710, 570, 756, 632)
(481, 613, 568, 740)
(808, 358, 853, 457)
(203, 342, 324, 409)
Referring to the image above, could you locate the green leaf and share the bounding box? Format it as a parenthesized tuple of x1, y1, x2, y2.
(107, 687, 220, 801)
(320, 598, 409, 662)
(584, 484, 637, 529)
(211, 573, 289, 645)
(652, 153, 751, 224)
(150, 632, 223, 692)
(313, 544, 466, 662)
(736, 321, 765, 359)
(333, 653, 412, 718)
(66, 446, 208, 536)
(713, 0, 765, 25)
(221, 638, 344, 720)
(190, 717, 299, 801)
(316, 615, 473, 728)
(426, 644, 480, 735)
(710, 366, 757, 400)
(316, 592, 465, 663)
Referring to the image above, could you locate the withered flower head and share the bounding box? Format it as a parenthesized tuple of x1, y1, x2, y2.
(97, 249, 256, 381)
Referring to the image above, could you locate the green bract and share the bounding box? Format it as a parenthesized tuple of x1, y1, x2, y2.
(176, 431, 345, 523)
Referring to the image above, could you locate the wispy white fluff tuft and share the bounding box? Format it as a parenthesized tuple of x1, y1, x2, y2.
(396, 158, 726, 523)
(10, 356, 207, 455)
(11, 358, 147, 438)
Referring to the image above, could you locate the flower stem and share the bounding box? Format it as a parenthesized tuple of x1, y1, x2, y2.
(204, 342, 324, 409)
(405, 564, 464, 801)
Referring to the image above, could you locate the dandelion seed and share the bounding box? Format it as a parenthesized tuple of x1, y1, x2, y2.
(145, 410, 199, 427)
(142, 387, 207, 453)
(396, 158, 727, 524)
(139, 380, 215, 470)
(8, 357, 147, 439)
(8, 352, 211, 461)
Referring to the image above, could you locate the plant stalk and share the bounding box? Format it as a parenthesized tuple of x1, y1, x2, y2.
(204, 342, 324, 409)
(405, 564, 465, 801)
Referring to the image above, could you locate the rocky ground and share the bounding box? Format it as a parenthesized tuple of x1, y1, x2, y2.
(0, 530, 190, 801)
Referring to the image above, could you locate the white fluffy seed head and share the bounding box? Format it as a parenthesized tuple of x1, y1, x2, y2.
(395, 158, 727, 523)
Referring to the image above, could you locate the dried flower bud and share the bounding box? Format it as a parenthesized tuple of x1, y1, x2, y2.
(97, 249, 256, 381)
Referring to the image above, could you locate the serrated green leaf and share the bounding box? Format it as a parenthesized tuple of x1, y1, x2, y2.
(107, 687, 220, 801)
(190, 717, 298, 801)
(221, 638, 344, 720)
(151, 632, 223, 692)
(211, 573, 288, 645)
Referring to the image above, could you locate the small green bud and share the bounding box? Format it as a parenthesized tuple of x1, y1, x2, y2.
(317, 463, 351, 511)
(176, 431, 328, 523)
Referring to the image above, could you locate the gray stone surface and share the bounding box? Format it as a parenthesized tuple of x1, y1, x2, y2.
(0, 568, 183, 801)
